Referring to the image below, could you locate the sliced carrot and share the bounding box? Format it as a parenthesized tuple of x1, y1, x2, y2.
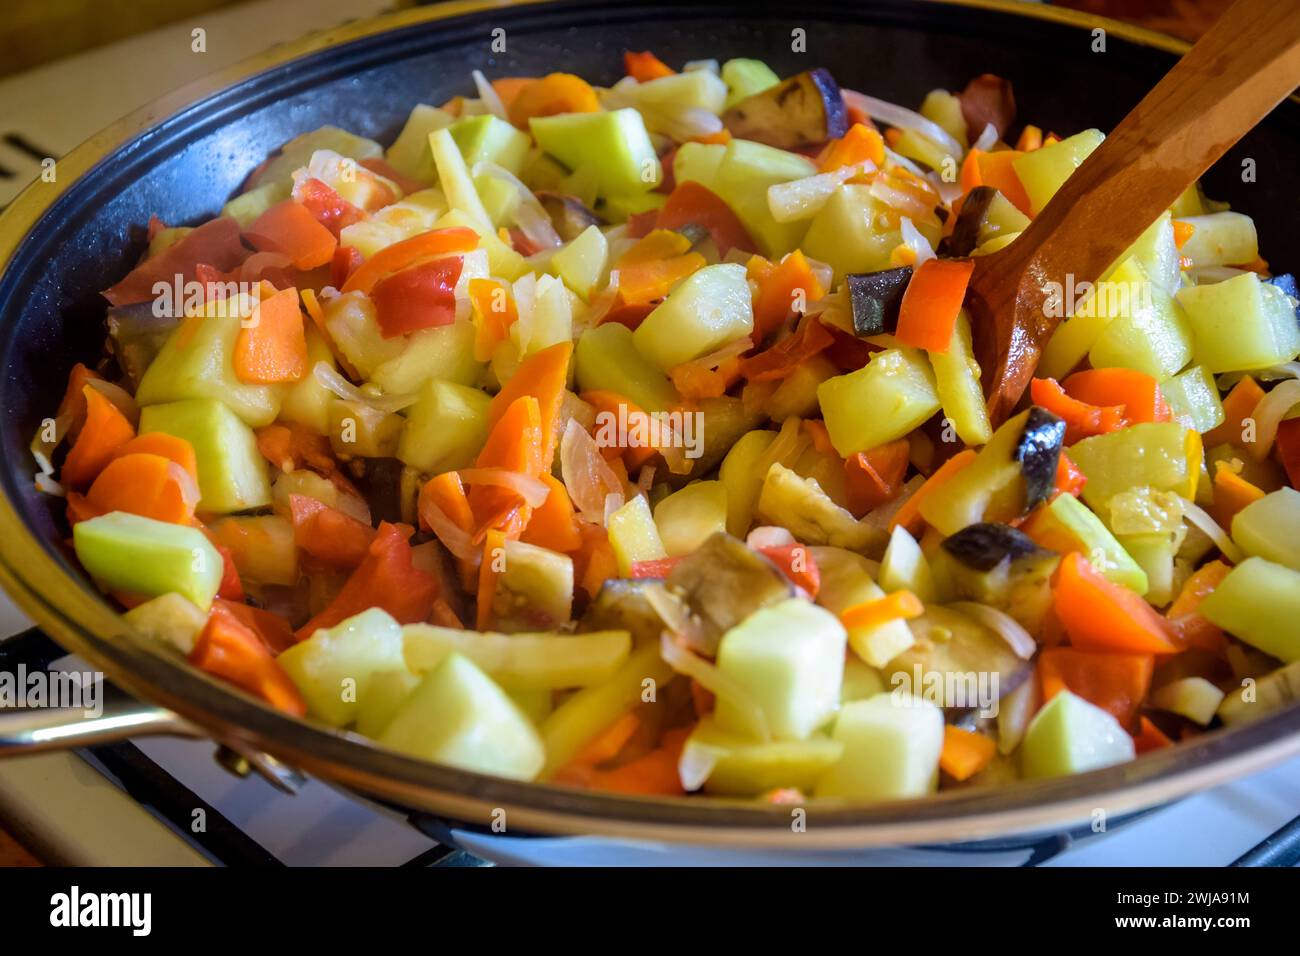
(1166, 559, 1232, 654)
(469, 277, 519, 362)
(1038, 646, 1154, 729)
(575, 522, 619, 598)
(818, 123, 885, 172)
(245, 200, 337, 270)
(1210, 461, 1266, 528)
(894, 258, 975, 353)
(656, 181, 755, 257)
(469, 395, 544, 538)
(56, 363, 104, 439)
(618, 253, 706, 307)
(1172, 219, 1196, 249)
(507, 73, 600, 127)
(1014, 125, 1043, 152)
(1203, 375, 1264, 449)
(190, 604, 305, 715)
(630, 556, 685, 579)
(974, 149, 1033, 216)
(520, 473, 583, 553)
(476, 528, 507, 631)
(1062, 367, 1170, 424)
(340, 226, 479, 295)
(113, 432, 198, 483)
(958, 148, 984, 196)
(1132, 716, 1175, 754)
(1029, 376, 1126, 444)
(491, 77, 533, 112)
(488, 341, 571, 471)
(939, 725, 997, 781)
(61, 386, 136, 490)
(750, 250, 825, 342)
(1053, 551, 1181, 654)
(889, 448, 977, 535)
(215, 598, 296, 655)
(840, 589, 924, 630)
(844, 438, 910, 516)
(233, 286, 307, 384)
(739, 314, 833, 382)
(295, 522, 438, 640)
(85, 453, 199, 525)
(289, 493, 376, 567)
(623, 50, 675, 81)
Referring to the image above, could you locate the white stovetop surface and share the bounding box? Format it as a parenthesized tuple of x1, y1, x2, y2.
(1, 0, 1298, 866)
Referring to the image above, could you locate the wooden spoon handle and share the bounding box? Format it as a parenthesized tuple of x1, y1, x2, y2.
(1008, 0, 1300, 284)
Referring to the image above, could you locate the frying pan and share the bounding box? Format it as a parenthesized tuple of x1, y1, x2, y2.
(1, 0, 1298, 855)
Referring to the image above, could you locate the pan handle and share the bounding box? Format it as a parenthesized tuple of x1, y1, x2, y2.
(0, 626, 197, 752)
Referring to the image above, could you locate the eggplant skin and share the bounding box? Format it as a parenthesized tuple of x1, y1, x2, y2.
(721, 68, 849, 150)
(846, 266, 912, 337)
(1016, 406, 1066, 513)
(941, 522, 1045, 572)
(943, 185, 996, 258)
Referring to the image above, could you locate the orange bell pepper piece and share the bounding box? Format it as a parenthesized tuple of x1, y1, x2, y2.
(844, 438, 910, 516)
(507, 73, 600, 127)
(488, 341, 572, 472)
(750, 250, 825, 342)
(191, 604, 305, 715)
(521, 473, 583, 554)
(1062, 367, 1170, 424)
(1038, 646, 1154, 729)
(340, 226, 479, 295)
(61, 386, 136, 490)
(623, 50, 675, 81)
(939, 725, 997, 781)
(234, 286, 307, 384)
(656, 181, 756, 257)
(1203, 375, 1264, 449)
(1053, 552, 1181, 654)
(245, 200, 337, 270)
(894, 258, 975, 353)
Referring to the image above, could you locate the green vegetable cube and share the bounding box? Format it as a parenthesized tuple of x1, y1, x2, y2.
(1087, 257, 1193, 380)
(1176, 211, 1258, 268)
(530, 109, 661, 198)
(550, 224, 608, 302)
(122, 592, 207, 655)
(447, 114, 530, 175)
(672, 142, 727, 192)
(606, 495, 667, 576)
(278, 327, 337, 436)
(712, 138, 816, 258)
(379, 652, 545, 780)
(1041, 492, 1149, 594)
(879, 525, 938, 602)
(1231, 487, 1300, 572)
(632, 263, 754, 371)
(1011, 128, 1104, 215)
(278, 608, 407, 726)
(385, 103, 454, 183)
(575, 322, 678, 412)
(719, 429, 778, 537)
(1175, 272, 1300, 373)
(1020, 689, 1135, 778)
(818, 347, 941, 457)
(139, 398, 271, 514)
(721, 58, 780, 109)
(73, 512, 223, 610)
(653, 481, 728, 557)
(370, 321, 482, 394)
(1200, 557, 1300, 663)
(715, 598, 846, 741)
(681, 717, 843, 795)
(1068, 421, 1196, 513)
(813, 693, 944, 800)
(397, 379, 491, 474)
(928, 310, 993, 446)
(402, 624, 630, 689)
(1160, 364, 1224, 434)
(800, 184, 897, 283)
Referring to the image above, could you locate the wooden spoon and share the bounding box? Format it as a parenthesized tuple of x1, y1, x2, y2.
(969, 0, 1300, 425)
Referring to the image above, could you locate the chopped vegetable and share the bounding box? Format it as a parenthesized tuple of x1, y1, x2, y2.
(894, 258, 975, 353)
(1053, 552, 1179, 654)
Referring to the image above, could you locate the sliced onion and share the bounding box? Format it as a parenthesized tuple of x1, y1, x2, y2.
(635, 463, 656, 496)
(239, 251, 294, 284)
(419, 493, 479, 564)
(844, 90, 964, 158)
(85, 378, 139, 426)
(677, 740, 718, 792)
(805, 256, 834, 297)
(472, 69, 508, 121)
(1181, 499, 1244, 564)
(766, 161, 873, 223)
(312, 361, 416, 414)
(34, 473, 65, 497)
(683, 59, 719, 74)
(747, 526, 796, 550)
(951, 601, 1037, 660)
(870, 176, 933, 220)
(457, 468, 550, 508)
(972, 122, 999, 152)
(660, 632, 770, 741)
(474, 162, 563, 250)
(580, 271, 621, 327)
(561, 419, 625, 523)
(1247, 378, 1300, 459)
(899, 216, 936, 266)
(30, 411, 72, 477)
(1216, 362, 1300, 390)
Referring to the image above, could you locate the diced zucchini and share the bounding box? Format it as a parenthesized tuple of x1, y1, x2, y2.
(1020, 689, 1135, 778)
(123, 592, 207, 655)
(370, 320, 482, 395)
(756, 463, 881, 552)
(1115, 532, 1173, 605)
(715, 597, 846, 741)
(328, 399, 402, 459)
(1199, 557, 1300, 663)
(271, 469, 370, 524)
(919, 89, 969, 148)
(976, 190, 1031, 247)
(841, 655, 888, 702)
(73, 512, 223, 611)
(681, 717, 843, 795)
(575, 322, 678, 412)
(515, 273, 574, 359)
(1087, 257, 1194, 379)
(1218, 659, 1300, 726)
(928, 310, 993, 446)
(879, 525, 938, 602)
(1068, 422, 1197, 513)
(379, 652, 545, 780)
(447, 113, 531, 175)
(386, 103, 454, 183)
(402, 624, 629, 689)
(278, 608, 406, 726)
(818, 347, 941, 457)
(800, 184, 898, 283)
(397, 379, 491, 474)
(1231, 487, 1300, 572)
(278, 327, 337, 436)
(1107, 212, 1180, 295)
(625, 69, 728, 117)
(607, 495, 668, 576)
(530, 108, 661, 198)
(355, 669, 421, 738)
(1150, 676, 1224, 726)
(136, 294, 286, 428)
(632, 263, 753, 371)
(1177, 211, 1258, 268)
(600, 190, 666, 223)
(550, 224, 608, 302)
(721, 58, 780, 110)
(712, 138, 816, 258)
(139, 398, 271, 514)
(672, 141, 727, 192)
(766, 354, 838, 422)
(322, 291, 404, 379)
(207, 515, 299, 587)
(1176, 272, 1300, 373)
(719, 430, 778, 537)
(1024, 491, 1148, 594)
(1011, 128, 1104, 215)
(918, 410, 1027, 536)
(813, 693, 944, 800)
(653, 481, 728, 557)
(429, 127, 492, 229)
(1160, 364, 1225, 434)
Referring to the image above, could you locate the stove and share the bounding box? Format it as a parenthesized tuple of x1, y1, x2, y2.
(0, 0, 1298, 867)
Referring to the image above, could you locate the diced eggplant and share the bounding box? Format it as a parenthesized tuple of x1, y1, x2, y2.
(536, 191, 605, 242)
(106, 302, 182, 389)
(889, 605, 1033, 716)
(721, 68, 848, 150)
(846, 266, 912, 337)
(957, 74, 1016, 142)
(1218, 658, 1300, 726)
(579, 578, 678, 646)
(1015, 406, 1065, 512)
(944, 185, 996, 258)
(941, 523, 1043, 572)
(665, 531, 794, 655)
(936, 526, 1060, 632)
(348, 457, 407, 524)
